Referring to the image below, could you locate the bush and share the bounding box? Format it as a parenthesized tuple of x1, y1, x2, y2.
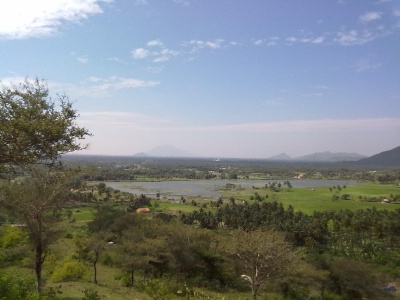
(0, 225, 30, 266)
(0, 225, 29, 249)
(0, 273, 37, 300)
(134, 277, 182, 299)
(51, 259, 89, 282)
(82, 288, 101, 300)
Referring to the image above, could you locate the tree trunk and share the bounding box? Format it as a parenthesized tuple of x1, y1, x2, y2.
(251, 283, 257, 300)
(93, 260, 98, 284)
(131, 270, 134, 286)
(35, 242, 44, 294)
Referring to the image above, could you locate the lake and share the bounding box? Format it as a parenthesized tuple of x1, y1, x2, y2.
(105, 179, 357, 199)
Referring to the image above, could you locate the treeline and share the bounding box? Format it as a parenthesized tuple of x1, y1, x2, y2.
(2, 187, 399, 299)
(1, 79, 400, 299)
(181, 201, 400, 268)
(63, 155, 400, 182)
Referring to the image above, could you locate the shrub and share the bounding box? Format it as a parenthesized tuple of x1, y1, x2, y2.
(0, 273, 37, 300)
(134, 277, 182, 299)
(82, 288, 101, 300)
(0, 225, 29, 249)
(0, 225, 30, 266)
(51, 259, 89, 282)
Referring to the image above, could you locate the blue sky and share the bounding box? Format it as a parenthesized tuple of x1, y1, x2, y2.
(1, 0, 400, 158)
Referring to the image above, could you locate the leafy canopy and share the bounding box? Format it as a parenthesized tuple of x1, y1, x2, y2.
(0, 78, 91, 169)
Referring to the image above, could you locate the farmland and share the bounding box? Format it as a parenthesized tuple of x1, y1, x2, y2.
(2, 156, 400, 300)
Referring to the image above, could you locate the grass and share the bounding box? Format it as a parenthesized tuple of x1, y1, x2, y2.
(220, 183, 400, 214)
(65, 182, 400, 218)
(5, 182, 400, 300)
(68, 206, 95, 222)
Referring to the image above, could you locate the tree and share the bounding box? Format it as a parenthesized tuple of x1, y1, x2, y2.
(329, 258, 387, 300)
(115, 217, 169, 286)
(0, 166, 74, 294)
(74, 230, 108, 285)
(0, 78, 91, 171)
(216, 229, 298, 300)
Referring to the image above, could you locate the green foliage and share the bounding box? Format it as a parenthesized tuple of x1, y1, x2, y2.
(127, 194, 152, 212)
(51, 259, 89, 282)
(328, 258, 387, 300)
(0, 78, 91, 170)
(135, 277, 181, 299)
(0, 225, 30, 266)
(2, 156, 400, 300)
(82, 288, 101, 300)
(0, 273, 37, 300)
(88, 204, 125, 233)
(0, 225, 28, 248)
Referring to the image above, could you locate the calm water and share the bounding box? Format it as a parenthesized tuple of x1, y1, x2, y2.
(106, 179, 357, 199)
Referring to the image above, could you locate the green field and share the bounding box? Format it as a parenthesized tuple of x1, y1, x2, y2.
(64, 183, 400, 219)
(220, 183, 400, 214)
(67, 206, 95, 222)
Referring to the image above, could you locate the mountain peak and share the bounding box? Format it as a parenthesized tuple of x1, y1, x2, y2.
(294, 151, 366, 162)
(354, 146, 400, 166)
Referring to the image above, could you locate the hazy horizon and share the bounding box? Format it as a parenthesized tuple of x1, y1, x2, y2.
(1, 0, 400, 158)
(66, 143, 389, 160)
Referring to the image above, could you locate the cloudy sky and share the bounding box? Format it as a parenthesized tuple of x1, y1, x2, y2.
(1, 0, 400, 158)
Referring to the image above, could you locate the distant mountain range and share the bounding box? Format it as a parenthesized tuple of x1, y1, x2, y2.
(134, 145, 400, 166)
(352, 146, 400, 166)
(267, 151, 367, 162)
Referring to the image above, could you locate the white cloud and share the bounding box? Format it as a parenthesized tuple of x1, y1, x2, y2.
(147, 39, 164, 47)
(77, 56, 89, 64)
(80, 111, 172, 128)
(87, 76, 101, 82)
(285, 35, 326, 45)
(253, 39, 263, 45)
(394, 10, 400, 17)
(312, 36, 325, 44)
(186, 39, 226, 52)
(359, 11, 383, 23)
(31, 76, 159, 98)
(87, 76, 159, 92)
(184, 118, 400, 134)
(0, 76, 38, 88)
(173, 0, 191, 6)
(0, 0, 110, 39)
(134, 0, 148, 5)
(353, 56, 382, 72)
(153, 48, 179, 62)
(334, 29, 377, 45)
(79, 111, 400, 134)
(9, 76, 158, 100)
(76, 113, 400, 157)
(107, 57, 123, 63)
(131, 41, 179, 63)
(286, 37, 298, 43)
(131, 48, 150, 59)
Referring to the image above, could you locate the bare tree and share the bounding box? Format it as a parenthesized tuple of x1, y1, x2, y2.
(217, 229, 297, 300)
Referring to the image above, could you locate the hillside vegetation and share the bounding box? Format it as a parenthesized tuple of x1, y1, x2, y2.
(2, 80, 400, 299)
(2, 162, 400, 299)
